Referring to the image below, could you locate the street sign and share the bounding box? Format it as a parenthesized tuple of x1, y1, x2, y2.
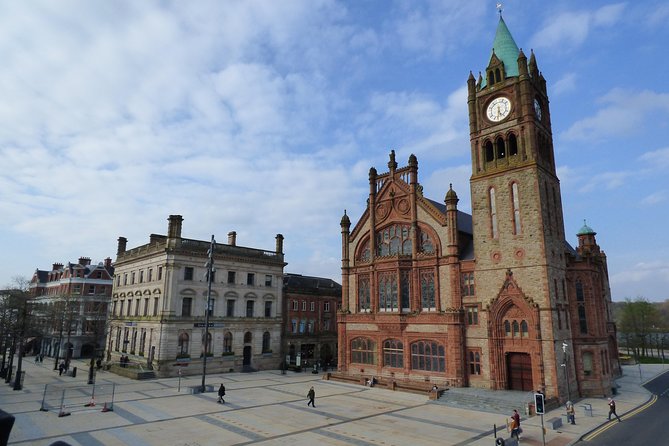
(193, 322, 224, 328)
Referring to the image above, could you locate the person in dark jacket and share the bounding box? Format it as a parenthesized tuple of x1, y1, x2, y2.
(217, 383, 226, 404)
(307, 386, 315, 407)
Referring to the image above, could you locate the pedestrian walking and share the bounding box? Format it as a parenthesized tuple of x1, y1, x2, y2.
(307, 386, 316, 407)
(217, 383, 226, 404)
(607, 398, 621, 422)
(58, 361, 65, 376)
(510, 409, 521, 440)
(566, 401, 576, 425)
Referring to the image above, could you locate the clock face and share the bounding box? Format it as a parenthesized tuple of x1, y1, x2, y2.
(534, 98, 542, 120)
(487, 96, 511, 122)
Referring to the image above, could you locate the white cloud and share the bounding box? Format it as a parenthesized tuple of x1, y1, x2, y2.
(552, 73, 577, 95)
(639, 147, 669, 169)
(640, 191, 667, 206)
(531, 3, 626, 50)
(562, 89, 669, 141)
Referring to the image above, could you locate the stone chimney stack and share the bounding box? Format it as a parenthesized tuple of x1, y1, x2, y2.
(104, 257, 112, 269)
(52, 263, 63, 271)
(228, 231, 237, 246)
(275, 234, 284, 254)
(78, 257, 91, 266)
(117, 237, 128, 255)
(167, 215, 183, 239)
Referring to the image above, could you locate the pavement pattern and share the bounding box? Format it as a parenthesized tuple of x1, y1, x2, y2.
(1, 358, 666, 446)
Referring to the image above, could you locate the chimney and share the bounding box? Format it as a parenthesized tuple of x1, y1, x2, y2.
(275, 233, 284, 254)
(228, 231, 237, 246)
(167, 215, 183, 239)
(104, 257, 112, 269)
(52, 263, 63, 271)
(150, 234, 160, 244)
(78, 257, 91, 266)
(117, 237, 127, 255)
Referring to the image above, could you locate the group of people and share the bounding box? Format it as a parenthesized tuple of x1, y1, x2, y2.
(215, 383, 317, 408)
(119, 355, 131, 368)
(34, 354, 44, 363)
(508, 396, 621, 441)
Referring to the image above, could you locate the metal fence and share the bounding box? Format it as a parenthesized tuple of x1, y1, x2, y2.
(40, 383, 116, 417)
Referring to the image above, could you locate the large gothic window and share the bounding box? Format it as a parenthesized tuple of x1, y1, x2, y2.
(378, 272, 398, 312)
(358, 276, 370, 312)
(358, 239, 371, 263)
(576, 281, 588, 334)
(351, 337, 376, 365)
(376, 224, 411, 256)
(383, 339, 404, 368)
(420, 271, 436, 310)
(512, 182, 521, 235)
(419, 230, 434, 254)
(411, 340, 445, 372)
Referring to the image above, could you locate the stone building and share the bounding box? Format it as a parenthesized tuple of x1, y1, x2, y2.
(107, 215, 285, 378)
(337, 16, 619, 401)
(30, 257, 114, 360)
(282, 273, 340, 370)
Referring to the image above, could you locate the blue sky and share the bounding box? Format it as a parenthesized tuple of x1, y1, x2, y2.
(1, 1, 668, 301)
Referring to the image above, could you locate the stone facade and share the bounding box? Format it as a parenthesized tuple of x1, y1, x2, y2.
(107, 215, 286, 378)
(282, 273, 340, 370)
(337, 16, 620, 401)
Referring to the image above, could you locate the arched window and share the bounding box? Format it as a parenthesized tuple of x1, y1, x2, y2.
(504, 320, 511, 336)
(262, 332, 271, 353)
(351, 337, 376, 364)
(400, 270, 411, 311)
(512, 321, 519, 337)
(512, 182, 521, 235)
(358, 276, 371, 312)
(178, 332, 189, 355)
(419, 231, 434, 254)
(420, 271, 435, 310)
(489, 188, 498, 238)
(358, 239, 371, 262)
(411, 340, 445, 372)
(378, 272, 398, 312)
(223, 332, 233, 353)
(496, 137, 506, 159)
(495, 68, 501, 83)
(485, 140, 494, 162)
(576, 281, 588, 334)
(488, 71, 495, 86)
(244, 331, 252, 343)
(520, 320, 528, 337)
(376, 224, 412, 256)
(509, 133, 518, 156)
(383, 339, 404, 368)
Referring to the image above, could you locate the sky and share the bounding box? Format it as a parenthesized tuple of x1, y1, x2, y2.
(1, 0, 668, 302)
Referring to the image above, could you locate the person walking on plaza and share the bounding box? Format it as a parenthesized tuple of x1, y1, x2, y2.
(307, 386, 316, 407)
(608, 398, 621, 422)
(217, 383, 226, 404)
(510, 409, 521, 440)
(58, 361, 65, 376)
(566, 401, 576, 425)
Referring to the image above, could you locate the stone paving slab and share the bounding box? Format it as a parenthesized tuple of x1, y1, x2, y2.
(2, 357, 666, 445)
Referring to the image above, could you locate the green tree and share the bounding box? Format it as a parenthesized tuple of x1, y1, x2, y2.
(618, 298, 662, 359)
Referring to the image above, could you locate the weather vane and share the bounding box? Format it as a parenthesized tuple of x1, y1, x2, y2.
(497, 3, 503, 16)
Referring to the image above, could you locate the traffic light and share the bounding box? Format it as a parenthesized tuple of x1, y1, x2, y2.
(534, 393, 545, 414)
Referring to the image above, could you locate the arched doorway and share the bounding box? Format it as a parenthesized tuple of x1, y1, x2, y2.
(507, 353, 533, 391)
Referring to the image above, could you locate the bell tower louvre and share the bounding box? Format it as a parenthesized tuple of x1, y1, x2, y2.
(335, 12, 620, 401)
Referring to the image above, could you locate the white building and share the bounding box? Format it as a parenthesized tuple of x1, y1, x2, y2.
(107, 215, 285, 378)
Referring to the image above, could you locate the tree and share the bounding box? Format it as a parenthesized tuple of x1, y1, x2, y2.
(618, 298, 662, 359)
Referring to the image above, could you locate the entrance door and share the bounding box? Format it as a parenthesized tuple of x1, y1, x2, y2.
(507, 353, 533, 391)
(243, 346, 252, 366)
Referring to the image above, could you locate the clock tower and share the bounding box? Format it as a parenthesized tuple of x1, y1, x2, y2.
(467, 15, 571, 395)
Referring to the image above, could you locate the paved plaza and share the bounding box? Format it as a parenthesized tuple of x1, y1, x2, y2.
(1, 358, 666, 446)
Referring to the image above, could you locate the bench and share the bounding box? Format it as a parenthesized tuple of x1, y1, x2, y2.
(547, 417, 562, 430)
(580, 403, 593, 417)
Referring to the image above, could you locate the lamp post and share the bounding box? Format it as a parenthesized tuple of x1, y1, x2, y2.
(201, 235, 215, 394)
(561, 341, 570, 402)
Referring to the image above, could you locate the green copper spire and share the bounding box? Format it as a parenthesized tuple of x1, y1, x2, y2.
(481, 16, 520, 87)
(577, 219, 596, 236)
(491, 16, 520, 77)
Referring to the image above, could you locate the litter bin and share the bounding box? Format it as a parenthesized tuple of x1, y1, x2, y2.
(71, 367, 77, 378)
(611, 386, 617, 395)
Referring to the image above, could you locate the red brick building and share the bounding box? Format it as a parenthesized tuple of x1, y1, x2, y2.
(283, 273, 340, 370)
(337, 16, 619, 401)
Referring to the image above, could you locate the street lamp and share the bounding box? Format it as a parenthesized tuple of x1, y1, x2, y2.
(201, 235, 216, 394)
(561, 341, 570, 402)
